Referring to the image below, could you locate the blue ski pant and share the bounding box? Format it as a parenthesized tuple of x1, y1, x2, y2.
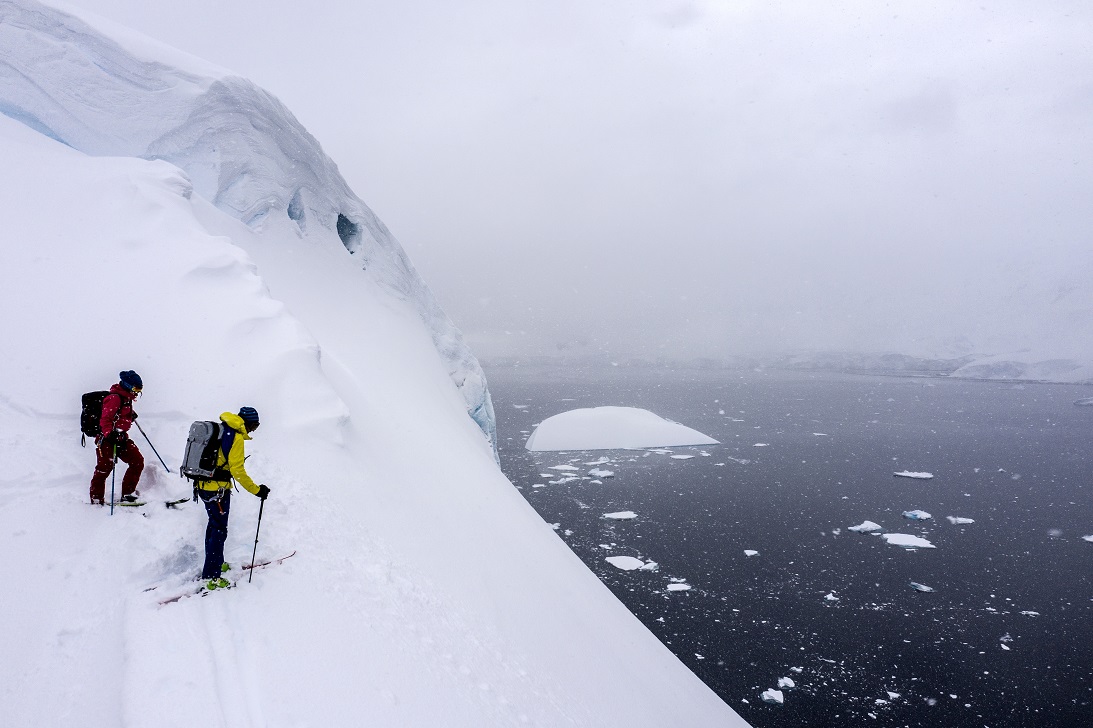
(200, 489, 231, 579)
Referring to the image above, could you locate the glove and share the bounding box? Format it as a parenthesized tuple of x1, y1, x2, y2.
(256, 484, 270, 500)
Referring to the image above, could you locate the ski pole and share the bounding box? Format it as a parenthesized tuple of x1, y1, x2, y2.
(134, 421, 172, 474)
(110, 440, 117, 516)
(248, 497, 265, 584)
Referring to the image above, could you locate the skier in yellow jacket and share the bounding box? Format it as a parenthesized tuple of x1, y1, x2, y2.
(198, 407, 270, 588)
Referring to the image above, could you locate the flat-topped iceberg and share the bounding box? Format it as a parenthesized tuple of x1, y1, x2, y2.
(882, 533, 936, 549)
(525, 406, 719, 451)
(894, 471, 934, 479)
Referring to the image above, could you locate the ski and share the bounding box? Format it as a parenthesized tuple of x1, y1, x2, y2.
(243, 550, 297, 571)
(105, 498, 190, 509)
(155, 551, 295, 606)
(157, 580, 235, 606)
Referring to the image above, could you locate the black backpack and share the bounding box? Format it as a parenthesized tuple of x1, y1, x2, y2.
(80, 391, 111, 445)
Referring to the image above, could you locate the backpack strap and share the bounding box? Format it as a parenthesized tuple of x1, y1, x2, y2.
(212, 425, 237, 482)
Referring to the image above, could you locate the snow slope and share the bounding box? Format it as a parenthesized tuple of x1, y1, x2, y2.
(0, 4, 746, 727)
(0, 0, 496, 449)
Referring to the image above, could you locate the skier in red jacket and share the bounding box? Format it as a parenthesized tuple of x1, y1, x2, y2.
(90, 370, 144, 505)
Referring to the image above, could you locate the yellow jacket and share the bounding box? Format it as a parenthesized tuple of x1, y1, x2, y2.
(196, 412, 260, 495)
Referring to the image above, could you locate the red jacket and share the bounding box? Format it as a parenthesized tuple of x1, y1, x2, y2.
(100, 384, 137, 435)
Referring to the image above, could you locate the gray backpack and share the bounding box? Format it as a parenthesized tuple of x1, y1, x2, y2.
(180, 421, 234, 482)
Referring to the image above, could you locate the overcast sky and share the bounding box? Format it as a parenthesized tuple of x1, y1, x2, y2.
(60, 0, 1093, 361)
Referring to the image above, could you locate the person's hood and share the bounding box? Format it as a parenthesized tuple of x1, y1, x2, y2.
(109, 383, 134, 402)
(219, 411, 253, 440)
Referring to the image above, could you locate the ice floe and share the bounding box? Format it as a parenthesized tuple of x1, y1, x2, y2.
(849, 521, 883, 533)
(605, 556, 647, 571)
(894, 471, 934, 479)
(761, 689, 784, 705)
(882, 533, 936, 549)
(902, 510, 933, 521)
(666, 583, 692, 592)
(909, 582, 935, 592)
(670, 454, 696, 460)
(549, 464, 581, 471)
(1074, 397, 1093, 406)
(753, 443, 769, 447)
(744, 550, 759, 557)
(946, 516, 976, 525)
(777, 677, 795, 689)
(525, 406, 718, 451)
(824, 592, 839, 602)
(603, 511, 637, 520)
(588, 468, 615, 478)
(1082, 535, 1093, 543)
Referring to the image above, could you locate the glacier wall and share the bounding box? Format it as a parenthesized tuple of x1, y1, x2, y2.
(0, 0, 496, 452)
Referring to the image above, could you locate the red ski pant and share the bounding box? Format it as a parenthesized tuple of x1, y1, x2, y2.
(90, 437, 143, 502)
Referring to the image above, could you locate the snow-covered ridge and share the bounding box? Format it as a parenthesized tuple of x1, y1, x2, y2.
(0, 0, 495, 449)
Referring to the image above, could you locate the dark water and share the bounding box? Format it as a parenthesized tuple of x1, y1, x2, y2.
(487, 366, 1093, 728)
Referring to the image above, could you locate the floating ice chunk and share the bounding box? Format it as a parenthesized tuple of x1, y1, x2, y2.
(588, 468, 615, 478)
(753, 443, 769, 447)
(513, 404, 529, 409)
(640, 561, 659, 571)
(777, 677, 795, 689)
(549, 464, 581, 471)
(666, 583, 692, 591)
(882, 533, 936, 549)
(602, 511, 637, 520)
(744, 550, 759, 557)
(1082, 535, 1093, 543)
(1074, 397, 1093, 406)
(1020, 611, 1040, 617)
(909, 582, 935, 592)
(790, 667, 803, 673)
(946, 516, 975, 525)
(894, 471, 934, 479)
(902, 510, 933, 521)
(813, 433, 829, 436)
(849, 521, 883, 533)
(887, 691, 901, 700)
(824, 592, 839, 602)
(670, 454, 695, 460)
(647, 448, 674, 454)
(585, 457, 612, 465)
(699, 451, 711, 456)
(605, 556, 646, 571)
(1000, 643, 1011, 651)
(525, 407, 719, 451)
(761, 689, 784, 705)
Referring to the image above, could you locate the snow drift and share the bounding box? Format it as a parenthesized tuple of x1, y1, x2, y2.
(0, 1, 746, 726)
(0, 0, 496, 449)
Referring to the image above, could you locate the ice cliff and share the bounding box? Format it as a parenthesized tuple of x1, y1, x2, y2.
(0, 0, 496, 450)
